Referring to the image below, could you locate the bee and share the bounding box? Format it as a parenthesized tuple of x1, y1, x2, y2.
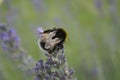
(38, 28, 67, 53)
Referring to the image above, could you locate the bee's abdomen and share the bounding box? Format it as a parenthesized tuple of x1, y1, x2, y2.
(53, 28, 67, 43)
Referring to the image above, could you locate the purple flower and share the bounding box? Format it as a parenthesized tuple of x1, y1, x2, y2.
(0, 24, 20, 51)
(0, 24, 35, 77)
(35, 60, 44, 73)
(0, 23, 7, 31)
(64, 67, 75, 79)
(37, 27, 44, 38)
(34, 27, 76, 80)
(95, 0, 102, 11)
(1, 32, 9, 42)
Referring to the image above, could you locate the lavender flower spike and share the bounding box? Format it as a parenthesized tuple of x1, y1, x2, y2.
(34, 27, 77, 80)
(0, 24, 20, 52)
(0, 23, 35, 76)
(37, 27, 44, 38)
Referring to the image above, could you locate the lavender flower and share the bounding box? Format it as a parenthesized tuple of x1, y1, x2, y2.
(0, 23, 20, 52)
(0, 23, 35, 75)
(34, 27, 77, 80)
(95, 0, 102, 11)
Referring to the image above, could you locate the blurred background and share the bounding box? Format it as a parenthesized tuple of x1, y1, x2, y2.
(0, 0, 120, 80)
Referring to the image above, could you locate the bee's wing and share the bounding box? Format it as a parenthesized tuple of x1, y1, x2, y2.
(44, 38, 61, 49)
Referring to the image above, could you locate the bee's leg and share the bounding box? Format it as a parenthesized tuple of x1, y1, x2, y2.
(61, 47, 64, 54)
(45, 52, 51, 57)
(49, 31, 56, 37)
(61, 45, 65, 54)
(51, 38, 61, 44)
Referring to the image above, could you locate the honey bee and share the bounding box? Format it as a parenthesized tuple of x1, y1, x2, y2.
(38, 28, 67, 53)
